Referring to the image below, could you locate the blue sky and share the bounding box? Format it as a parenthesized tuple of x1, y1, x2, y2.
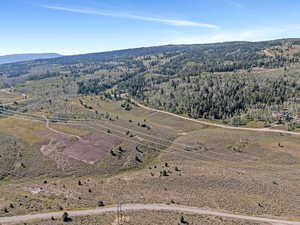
(1, 0, 300, 55)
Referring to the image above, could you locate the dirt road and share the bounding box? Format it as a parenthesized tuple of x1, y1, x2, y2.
(42, 115, 83, 141)
(3, 96, 299, 136)
(0, 203, 300, 224)
(133, 100, 300, 136)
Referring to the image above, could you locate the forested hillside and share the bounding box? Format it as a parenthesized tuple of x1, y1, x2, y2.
(122, 72, 300, 121)
(1, 38, 300, 125)
(1, 39, 300, 79)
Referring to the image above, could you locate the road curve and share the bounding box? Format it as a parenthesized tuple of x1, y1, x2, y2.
(42, 115, 83, 141)
(0, 203, 300, 224)
(3, 96, 300, 136)
(132, 100, 300, 136)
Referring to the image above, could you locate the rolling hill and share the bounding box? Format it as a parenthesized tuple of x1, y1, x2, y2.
(0, 53, 62, 65)
(0, 38, 300, 123)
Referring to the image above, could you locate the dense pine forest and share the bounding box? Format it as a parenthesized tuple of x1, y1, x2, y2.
(122, 72, 299, 121)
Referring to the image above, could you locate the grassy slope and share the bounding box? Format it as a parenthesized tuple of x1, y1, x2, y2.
(1, 99, 300, 222)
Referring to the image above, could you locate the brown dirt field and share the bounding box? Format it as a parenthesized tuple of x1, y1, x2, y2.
(40, 130, 122, 165)
(63, 133, 122, 164)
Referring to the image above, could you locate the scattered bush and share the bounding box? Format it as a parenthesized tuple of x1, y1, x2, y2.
(62, 212, 71, 222)
(97, 201, 105, 207)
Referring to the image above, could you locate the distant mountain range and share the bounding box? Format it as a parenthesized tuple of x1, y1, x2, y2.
(0, 53, 62, 65)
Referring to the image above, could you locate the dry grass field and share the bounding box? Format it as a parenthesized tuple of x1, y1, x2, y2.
(1, 97, 300, 225)
(0, 89, 23, 103)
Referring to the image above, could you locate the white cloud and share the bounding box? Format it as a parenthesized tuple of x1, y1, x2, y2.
(44, 5, 218, 28)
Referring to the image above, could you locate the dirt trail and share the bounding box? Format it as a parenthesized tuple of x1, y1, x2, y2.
(42, 115, 83, 141)
(0, 203, 300, 224)
(3, 96, 299, 136)
(132, 100, 300, 136)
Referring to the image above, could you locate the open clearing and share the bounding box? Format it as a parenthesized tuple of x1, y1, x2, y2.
(62, 133, 122, 164)
(1, 99, 300, 224)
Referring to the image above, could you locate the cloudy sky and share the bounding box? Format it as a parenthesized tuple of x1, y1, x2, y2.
(1, 0, 300, 55)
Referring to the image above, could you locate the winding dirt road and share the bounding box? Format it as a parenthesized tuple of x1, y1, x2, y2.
(3, 96, 300, 136)
(42, 115, 83, 141)
(133, 100, 300, 136)
(0, 203, 300, 224)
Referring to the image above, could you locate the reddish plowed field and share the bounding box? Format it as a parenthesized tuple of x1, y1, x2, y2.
(63, 133, 122, 164)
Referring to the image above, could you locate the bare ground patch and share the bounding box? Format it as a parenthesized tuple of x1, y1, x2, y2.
(63, 133, 122, 164)
(40, 130, 122, 166)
